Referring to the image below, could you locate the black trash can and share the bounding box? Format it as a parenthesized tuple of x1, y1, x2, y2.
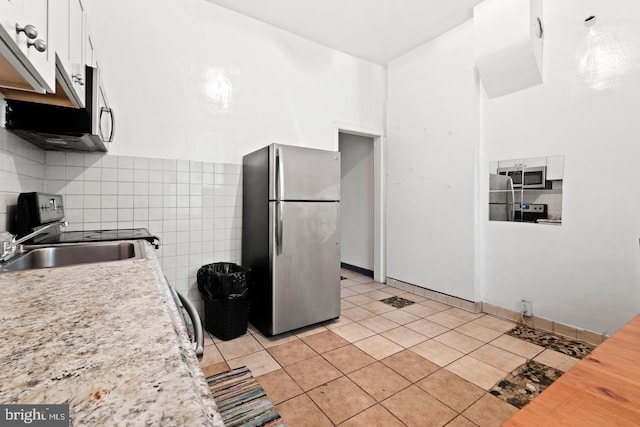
(197, 262, 250, 341)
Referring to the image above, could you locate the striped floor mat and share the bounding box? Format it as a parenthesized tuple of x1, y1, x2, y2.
(207, 366, 286, 427)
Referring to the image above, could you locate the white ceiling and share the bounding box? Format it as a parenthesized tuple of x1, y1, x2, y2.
(205, 0, 483, 65)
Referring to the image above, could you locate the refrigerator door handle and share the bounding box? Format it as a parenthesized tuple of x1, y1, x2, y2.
(276, 146, 284, 201)
(276, 201, 283, 254)
(275, 146, 284, 254)
(509, 177, 515, 221)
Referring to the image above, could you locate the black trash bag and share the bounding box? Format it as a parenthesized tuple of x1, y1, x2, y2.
(197, 262, 250, 299)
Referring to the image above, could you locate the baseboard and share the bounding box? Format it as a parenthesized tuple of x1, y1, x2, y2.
(385, 276, 607, 347)
(340, 262, 373, 278)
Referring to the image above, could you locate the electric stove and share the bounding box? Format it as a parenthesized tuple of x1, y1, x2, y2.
(33, 228, 159, 247)
(15, 192, 159, 248)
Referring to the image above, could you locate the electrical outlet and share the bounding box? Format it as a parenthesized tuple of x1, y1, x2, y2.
(521, 300, 533, 317)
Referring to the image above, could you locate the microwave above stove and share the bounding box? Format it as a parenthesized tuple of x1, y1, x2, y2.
(497, 166, 546, 189)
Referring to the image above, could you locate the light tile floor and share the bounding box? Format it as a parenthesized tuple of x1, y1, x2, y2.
(199, 270, 582, 426)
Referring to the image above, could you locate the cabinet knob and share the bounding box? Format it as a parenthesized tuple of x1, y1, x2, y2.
(72, 74, 84, 85)
(15, 23, 38, 39)
(27, 39, 47, 53)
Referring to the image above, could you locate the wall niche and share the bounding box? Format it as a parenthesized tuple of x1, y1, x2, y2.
(489, 155, 564, 225)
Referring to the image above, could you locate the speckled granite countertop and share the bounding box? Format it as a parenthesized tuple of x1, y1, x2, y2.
(0, 241, 223, 426)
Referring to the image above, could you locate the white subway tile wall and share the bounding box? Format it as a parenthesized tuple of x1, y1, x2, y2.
(0, 128, 45, 231)
(42, 152, 243, 312)
(521, 185, 563, 220)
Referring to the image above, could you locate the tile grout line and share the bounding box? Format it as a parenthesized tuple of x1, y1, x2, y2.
(202, 272, 594, 424)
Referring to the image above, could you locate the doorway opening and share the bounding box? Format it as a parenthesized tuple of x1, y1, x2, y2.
(336, 126, 385, 283)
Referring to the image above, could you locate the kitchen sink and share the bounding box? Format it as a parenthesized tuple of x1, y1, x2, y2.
(0, 241, 145, 272)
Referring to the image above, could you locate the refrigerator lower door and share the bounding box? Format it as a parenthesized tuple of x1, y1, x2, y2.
(270, 201, 340, 335)
(489, 204, 509, 221)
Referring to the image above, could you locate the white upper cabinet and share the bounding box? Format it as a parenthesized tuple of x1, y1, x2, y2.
(0, 0, 55, 93)
(2, 0, 87, 107)
(83, 13, 95, 68)
(52, 0, 85, 108)
(474, 0, 544, 99)
(545, 155, 564, 181)
(68, 0, 86, 104)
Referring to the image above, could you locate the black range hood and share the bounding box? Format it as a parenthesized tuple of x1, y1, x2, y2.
(5, 66, 115, 152)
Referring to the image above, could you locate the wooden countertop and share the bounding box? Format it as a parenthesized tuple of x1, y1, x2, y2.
(504, 314, 640, 426)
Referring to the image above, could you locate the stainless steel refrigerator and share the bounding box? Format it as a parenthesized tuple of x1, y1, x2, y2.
(242, 144, 341, 336)
(489, 173, 515, 221)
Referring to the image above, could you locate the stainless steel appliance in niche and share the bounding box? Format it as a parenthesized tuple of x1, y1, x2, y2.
(488, 177, 548, 223)
(490, 156, 564, 225)
(242, 144, 341, 336)
(514, 203, 548, 222)
(497, 166, 546, 189)
(489, 173, 515, 221)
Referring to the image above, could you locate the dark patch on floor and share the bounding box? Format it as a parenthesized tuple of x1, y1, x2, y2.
(490, 360, 563, 409)
(340, 276, 347, 280)
(380, 296, 415, 308)
(508, 325, 595, 359)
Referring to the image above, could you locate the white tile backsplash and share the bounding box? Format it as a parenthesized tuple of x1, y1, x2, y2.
(37, 152, 243, 313)
(84, 153, 101, 167)
(149, 158, 163, 171)
(177, 160, 190, 172)
(117, 156, 134, 169)
(84, 181, 101, 194)
(522, 187, 563, 220)
(0, 127, 45, 230)
(45, 151, 65, 166)
(133, 157, 149, 170)
(65, 152, 84, 167)
(149, 170, 163, 183)
(0, 126, 246, 319)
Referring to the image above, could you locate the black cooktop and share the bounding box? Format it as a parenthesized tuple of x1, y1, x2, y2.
(32, 228, 159, 246)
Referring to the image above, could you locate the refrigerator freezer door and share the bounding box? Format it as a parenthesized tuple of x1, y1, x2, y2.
(270, 201, 340, 335)
(489, 174, 511, 203)
(269, 144, 340, 201)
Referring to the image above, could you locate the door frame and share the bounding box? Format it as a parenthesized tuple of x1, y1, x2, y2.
(333, 122, 386, 283)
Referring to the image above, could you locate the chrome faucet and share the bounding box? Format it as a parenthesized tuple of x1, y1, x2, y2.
(0, 220, 69, 262)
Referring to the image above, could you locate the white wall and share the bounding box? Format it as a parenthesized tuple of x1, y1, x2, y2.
(480, 0, 640, 335)
(339, 133, 374, 271)
(386, 0, 640, 335)
(82, 0, 386, 164)
(386, 21, 477, 301)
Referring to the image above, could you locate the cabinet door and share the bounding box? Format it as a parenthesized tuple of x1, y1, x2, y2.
(0, 0, 23, 40)
(526, 157, 546, 168)
(546, 155, 564, 180)
(69, 0, 82, 64)
(84, 21, 95, 67)
(68, 0, 85, 106)
(0, 0, 55, 92)
(0, 0, 35, 91)
(20, 0, 55, 92)
(51, 1, 69, 60)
